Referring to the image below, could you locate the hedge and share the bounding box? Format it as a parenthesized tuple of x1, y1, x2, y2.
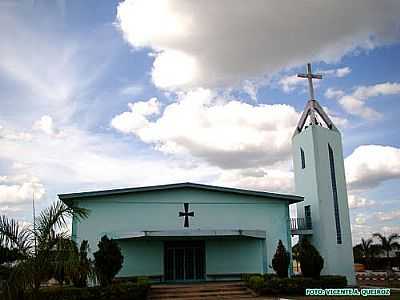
(2, 281, 149, 300)
(246, 275, 347, 295)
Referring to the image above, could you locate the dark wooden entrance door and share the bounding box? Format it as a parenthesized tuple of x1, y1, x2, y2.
(164, 241, 205, 281)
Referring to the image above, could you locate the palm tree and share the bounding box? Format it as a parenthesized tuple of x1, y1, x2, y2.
(359, 238, 373, 258)
(373, 233, 400, 270)
(0, 200, 89, 299)
(353, 238, 381, 269)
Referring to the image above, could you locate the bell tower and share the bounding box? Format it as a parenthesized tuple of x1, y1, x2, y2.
(292, 64, 355, 285)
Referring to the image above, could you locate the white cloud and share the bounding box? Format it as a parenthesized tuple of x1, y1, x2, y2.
(216, 167, 294, 193)
(320, 67, 351, 78)
(243, 80, 258, 102)
(111, 89, 300, 169)
(0, 5, 116, 126)
(279, 75, 306, 93)
(353, 82, 400, 99)
(327, 82, 400, 120)
(33, 115, 61, 136)
(0, 123, 218, 194)
(0, 125, 32, 141)
(0, 174, 45, 208)
(375, 210, 400, 222)
(355, 214, 366, 225)
(151, 50, 198, 90)
(119, 84, 144, 96)
(117, 0, 400, 90)
(321, 106, 349, 129)
(339, 96, 382, 120)
(380, 225, 400, 235)
(348, 194, 375, 209)
(111, 97, 160, 133)
(345, 145, 400, 190)
(336, 67, 352, 78)
(324, 88, 345, 99)
(351, 224, 374, 245)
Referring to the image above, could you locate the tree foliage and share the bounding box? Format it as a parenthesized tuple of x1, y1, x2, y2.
(71, 240, 93, 288)
(298, 238, 324, 278)
(0, 201, 89, 299)
(373, 233, 399, 258)
(373, 233, 399, 270)
(94, 235, 124, 286)
(0, 244, 21, 265)
(272, 240, 290, 278)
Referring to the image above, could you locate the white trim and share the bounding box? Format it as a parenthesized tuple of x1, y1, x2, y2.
(115, 229, 266, 240)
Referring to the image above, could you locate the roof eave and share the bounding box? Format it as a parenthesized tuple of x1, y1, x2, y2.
(58, 182, 303, 204)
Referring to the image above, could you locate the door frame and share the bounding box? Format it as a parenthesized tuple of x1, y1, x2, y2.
(164, 240, 206, 282)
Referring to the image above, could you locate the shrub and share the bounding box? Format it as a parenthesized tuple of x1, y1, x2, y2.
(245, 275, 347, 296)
(298, 238, 324, 278)
(19, 281, 149, 300)
(240, 273, 262, 282)
(272, 240, 290, 278)
(94, 235, 124, 287)
(247, 275, 265, 292)
(263, 273, 278, 281)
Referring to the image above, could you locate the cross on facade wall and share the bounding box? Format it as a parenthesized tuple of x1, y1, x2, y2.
(179, 203, 194, 228)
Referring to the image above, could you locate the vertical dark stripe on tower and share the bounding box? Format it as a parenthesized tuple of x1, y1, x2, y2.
(300, 148, 306, 169)
(328, 144, 342, 244)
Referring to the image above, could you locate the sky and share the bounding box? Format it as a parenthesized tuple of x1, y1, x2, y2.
(1, 0, 400, 245)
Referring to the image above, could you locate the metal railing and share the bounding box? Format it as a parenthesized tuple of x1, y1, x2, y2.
(290, 217, 312, 230)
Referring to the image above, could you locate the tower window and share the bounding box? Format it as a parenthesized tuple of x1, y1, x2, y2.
(328, 144, 342, 244)
(300, 148, 306, 169)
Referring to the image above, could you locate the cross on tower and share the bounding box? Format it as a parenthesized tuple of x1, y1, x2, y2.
(297, 63, 323, 125)
(179, 203, 194, 228)
(297, 63, 322, 101)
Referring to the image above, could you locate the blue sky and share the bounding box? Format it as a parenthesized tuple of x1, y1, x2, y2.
(1, 0, 400, 244)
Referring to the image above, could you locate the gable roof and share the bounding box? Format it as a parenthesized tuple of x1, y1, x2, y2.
(58, 182, 303, 204)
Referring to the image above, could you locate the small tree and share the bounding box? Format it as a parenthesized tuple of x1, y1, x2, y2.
(272, 240, 290, 277)
(71, 240, 92, 287)
(298, 238, 324, 278)
(94, 235, 123, 286)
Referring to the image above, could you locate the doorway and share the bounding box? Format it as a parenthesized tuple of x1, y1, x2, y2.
(164, 240, 205, 281)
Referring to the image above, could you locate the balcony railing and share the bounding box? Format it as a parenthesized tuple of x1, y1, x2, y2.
(290, 217, 312, 231)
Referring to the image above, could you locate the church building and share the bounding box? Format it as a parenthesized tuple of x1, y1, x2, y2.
(59, 64, 355, 285)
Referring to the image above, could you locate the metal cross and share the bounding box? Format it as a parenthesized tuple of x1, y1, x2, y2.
(297, 63, 323, 125)
(297, 63, 322, 101)
(179, 203, 194, 228)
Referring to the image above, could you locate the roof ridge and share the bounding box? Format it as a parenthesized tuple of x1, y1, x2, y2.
(58, 182, 303, 204)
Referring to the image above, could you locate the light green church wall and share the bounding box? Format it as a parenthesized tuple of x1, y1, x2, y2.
(72, 187, 292, 278)
(117, 239, 163, 277)
(206, 238, 264, 275)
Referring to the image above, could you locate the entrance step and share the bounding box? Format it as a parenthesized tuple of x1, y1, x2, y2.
(148, 281, 256, 300)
